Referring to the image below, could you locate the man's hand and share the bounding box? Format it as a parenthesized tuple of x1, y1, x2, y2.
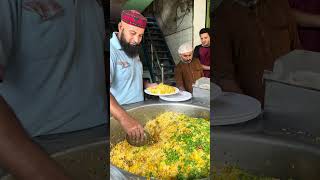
(178, 86, 186, 91)
(201, 64, 210, 71)
(110, 94, 144, 142)
(119, 116, 144, 142)
(144, 82, 158, 89)
(291, 8, 320, 28)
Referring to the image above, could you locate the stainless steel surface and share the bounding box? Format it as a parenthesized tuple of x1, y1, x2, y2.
(151, 44, 154, 70)
(212, 131, 320, 179)
(2, 141, 107, 180)
(160, 64, 164, 83)
(138, 98, 210, 109)
(110, 102, 210, 179)
(264, 50, 320, 137)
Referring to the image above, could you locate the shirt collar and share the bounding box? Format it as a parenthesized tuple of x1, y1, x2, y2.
(110, 32, 122, 50)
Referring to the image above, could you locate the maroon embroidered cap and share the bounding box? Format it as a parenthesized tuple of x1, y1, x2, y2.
(121, 10, 147, 29)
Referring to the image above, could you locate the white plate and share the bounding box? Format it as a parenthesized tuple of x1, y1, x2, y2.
(212, 92, 261, 125)
(144, 87, 179, 96)
(159, 91, 192, 102)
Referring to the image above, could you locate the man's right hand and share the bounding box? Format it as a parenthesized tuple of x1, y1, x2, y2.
(178, 86, 186, 91)
(119, 116, 144, 142)
(110, 94, 145, 142)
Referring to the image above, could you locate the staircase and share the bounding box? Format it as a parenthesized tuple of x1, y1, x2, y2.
(142, 17, 176, 85)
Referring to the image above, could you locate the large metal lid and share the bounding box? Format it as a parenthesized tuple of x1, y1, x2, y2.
(264, 50, 320, 91)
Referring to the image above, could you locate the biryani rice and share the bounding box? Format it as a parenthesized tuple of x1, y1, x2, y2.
(110, 112, 210, 179)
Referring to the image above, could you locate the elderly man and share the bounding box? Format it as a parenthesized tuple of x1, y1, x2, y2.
(175, 42, 204, 93)
(110, 10, 157, 141)
(213, 0, 300, 103)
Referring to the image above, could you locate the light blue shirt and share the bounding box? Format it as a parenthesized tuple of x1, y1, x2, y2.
(0, 0, 106, 136)
(110, 32, 144, 105)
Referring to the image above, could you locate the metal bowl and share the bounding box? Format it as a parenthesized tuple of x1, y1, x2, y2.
(110, 103, 210, 179)
(212, 131, 320, 179)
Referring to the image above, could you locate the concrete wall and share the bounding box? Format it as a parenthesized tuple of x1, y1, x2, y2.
(148, 0, 208, 64)
(193, 0, 207, 48)
(206, 0, 211, 28)
(153, 0, 193, 64)
(165, 29, 193, 64)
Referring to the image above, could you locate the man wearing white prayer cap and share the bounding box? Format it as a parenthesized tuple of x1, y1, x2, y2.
(174, 42, 204, 92)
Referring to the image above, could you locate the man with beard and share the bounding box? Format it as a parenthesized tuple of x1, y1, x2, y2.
(110, 10, 156, 141)
(175, 42, 204, 93)
(213, 0, 300, 103)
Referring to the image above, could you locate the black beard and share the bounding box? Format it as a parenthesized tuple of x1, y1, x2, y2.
(119, 33, 141, 58)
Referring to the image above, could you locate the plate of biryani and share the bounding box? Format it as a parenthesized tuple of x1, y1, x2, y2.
(144, 83, 179, 96)
(110, 112, 210, 179)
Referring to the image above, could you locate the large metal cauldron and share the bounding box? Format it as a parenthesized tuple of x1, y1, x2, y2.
(1, 141, 107, 180)
(110, 103, 210, 179)
(212, 131, 320, 179)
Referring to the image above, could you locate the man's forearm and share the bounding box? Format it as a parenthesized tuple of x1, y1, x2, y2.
(177, 85, 185, 91)
(0, 96, 70, 180)
(175, 81, 185, 91)
(143, 81, 149, 88)
(110, 94, 130, 123)
(201, 64, 210, 70)
(292, 8, 320, 28)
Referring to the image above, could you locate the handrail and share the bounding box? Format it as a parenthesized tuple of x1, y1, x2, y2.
(147, 29, 162, 82)
(145, 18, 176, 84)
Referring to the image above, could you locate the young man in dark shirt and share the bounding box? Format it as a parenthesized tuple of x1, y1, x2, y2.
(194, 28, 211, 78)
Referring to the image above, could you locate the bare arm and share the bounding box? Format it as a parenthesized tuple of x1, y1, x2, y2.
(109, 45, 144, 140)
(201, 64, 210, 71)
(291, 8, 320, 28)
(143, 81, 158, 88)
(0, 96, 71, 180)
(110, 94, 144, 141)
